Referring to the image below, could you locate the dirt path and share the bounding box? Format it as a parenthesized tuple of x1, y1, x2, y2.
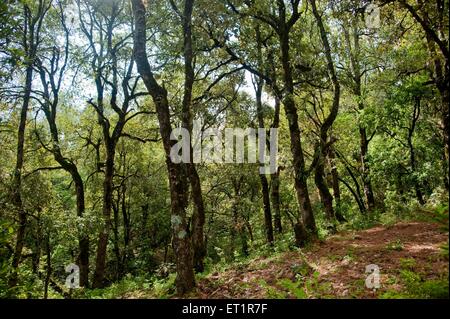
(195, 221, 448, 299)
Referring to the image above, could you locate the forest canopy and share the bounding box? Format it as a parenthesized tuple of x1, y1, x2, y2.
(0, 0, 448, 299)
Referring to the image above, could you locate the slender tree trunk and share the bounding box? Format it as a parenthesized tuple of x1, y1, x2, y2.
(9, 0, 50, 290)
(244, 217, 254, 242)
(408, 98, 425, 205)
(37, 37, 91, 286)
(74, 179, 89, 288)
(315, 164, 335, 220)
(93, 146, 115, 288)
(260, 174, 274, 244)
(176, 0, 206, 273)
(112, 191, 121, 280)
(328, 147, 345, 222)
(441, 88, 449, 190)
(271, 167, 282, 234)
(43, 234, 51, 299)
(343, 19, 376, 212)
(190, 167, 206, 272)
(278, 20, 315, 245)
(31, 212, 42, 274)
(121, 182, 131, 274)
(335, 149, 367, 214)
(310, 0, 342, 227)
(132, 0, 195, 295)
(255, 25, 274, 245)
(229, 203, 237, 262)
(270, 79, 282, 234)
(9, 65, 33, 289)
(442, 143, 449, 192)
(359, 126, 376, 211)
(47, 141, 90, 288)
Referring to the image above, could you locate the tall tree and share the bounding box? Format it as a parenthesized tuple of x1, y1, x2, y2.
(309, 0, 344, 225)
(131, 0, 195, 294)
(8, 0, 50, 290)
(34, 0, 90, 286)
(76, 0, 149, 287)
(172, 0, 207, 273)
(397, 0, 449, 191)
(225, 0, 317, 245)
(340, 10, 376, 212)
(254, 24, 274, 245)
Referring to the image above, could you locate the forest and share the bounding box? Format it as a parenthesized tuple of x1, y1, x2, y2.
(0, 0, 448, 299)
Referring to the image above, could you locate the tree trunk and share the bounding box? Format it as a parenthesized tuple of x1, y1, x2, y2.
(112, 191, 122, 280)
(190, 166, 206, 273)
(328, 147, 346, 222)
(43, 235, 51, 299)
(270, 73, 282, 234)
(180, 0, 206, 274)
(278, 17, 315, 244)
(359, 126, 376, 211)
(9, 64, 33, 289)
(121, 182, 131, 274)
(425, 33, 449, 192)
(271, 168, 282, 234)
(408, 98, 425, 205)
(255, 25, 274, 245)
(343, 18, 376, 212)
(75, 182, 90, 288)
(132, 0, 195, 295)
(36, 27, 91, 287)
(92, 146, 115, 288)
(315, 163, 335, 220)
(441, 88, 449, 190)
(310, 0, 342, 227)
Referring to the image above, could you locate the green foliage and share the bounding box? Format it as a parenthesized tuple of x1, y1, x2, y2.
(427, 204, 449, 232)
(0, 219, 13, 297)
(258, 279, 286, 299)
(380, 270, 449, 299)
(277, 278, 307, 299)
(386, 239, 404, 252)
(80, 274, 176, 299)
(0, 0, 448, 300)
(399, 258, 416, 270)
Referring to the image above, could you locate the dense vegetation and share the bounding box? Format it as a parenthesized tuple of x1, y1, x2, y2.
(0, 0, 448, 299)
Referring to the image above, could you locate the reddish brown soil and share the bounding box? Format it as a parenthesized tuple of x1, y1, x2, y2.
(194, 221, 448, 299)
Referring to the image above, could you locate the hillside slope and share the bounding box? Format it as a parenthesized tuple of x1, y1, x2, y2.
(194, 221, 448, 299)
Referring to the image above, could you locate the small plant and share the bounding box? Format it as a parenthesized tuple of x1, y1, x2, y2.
(344, 247, 355, 260)
(440, 243, 449, 260)
(427, 204, 449, 232)
(386, 239, 404, 251)
(399, 258, 416, 270)
(258, 279, 286, 299)
(151, 273, 176, 298)
(390, 270, 450, 299)
(290, 261, 314, 278)
(277, 278, 307, 299)
(304, 271, 332, 298)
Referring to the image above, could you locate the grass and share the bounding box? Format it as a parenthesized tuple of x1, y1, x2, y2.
(380, 270, 449, 299)
(386, 239, 404, 251)
(379, 255, 449, 299)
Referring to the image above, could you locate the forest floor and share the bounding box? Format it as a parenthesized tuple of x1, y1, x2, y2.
(193, 221, 448, 299)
